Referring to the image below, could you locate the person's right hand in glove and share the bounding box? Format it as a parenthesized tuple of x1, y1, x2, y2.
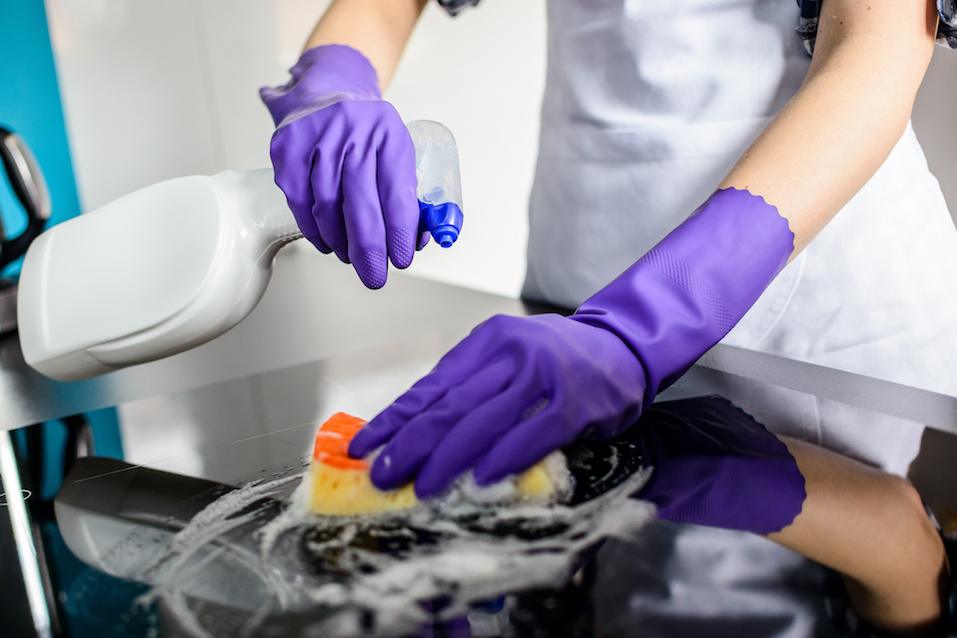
(260, 44, 424, 289)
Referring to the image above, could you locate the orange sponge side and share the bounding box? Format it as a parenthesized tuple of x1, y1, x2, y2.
(311, 412, 369, 470)
(306, 412, 418, 516)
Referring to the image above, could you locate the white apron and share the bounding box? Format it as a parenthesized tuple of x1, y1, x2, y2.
(524, 0, 957, 474)
(522, 1, 957, 634)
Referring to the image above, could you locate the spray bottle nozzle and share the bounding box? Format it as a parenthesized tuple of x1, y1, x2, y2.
(419, 201, 463, 249)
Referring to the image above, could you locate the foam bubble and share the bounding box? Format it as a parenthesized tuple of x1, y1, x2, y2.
(133, 448, 653, 636)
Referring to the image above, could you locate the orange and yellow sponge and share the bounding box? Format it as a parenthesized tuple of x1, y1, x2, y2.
(306, 412, 418, 516)
(304, 412, 570, 516)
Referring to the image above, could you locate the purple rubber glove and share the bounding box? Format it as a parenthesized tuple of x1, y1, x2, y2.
(637, 397, 806, 535)
(350, 188, 795, 497)
(260, 45, 426, 289)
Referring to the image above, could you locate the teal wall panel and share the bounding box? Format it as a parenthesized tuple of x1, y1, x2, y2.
(2, 2, 123, 488)
(0, 0, 81, 275)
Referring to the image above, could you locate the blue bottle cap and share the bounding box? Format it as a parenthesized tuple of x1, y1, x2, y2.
(418, 201, 464, 249)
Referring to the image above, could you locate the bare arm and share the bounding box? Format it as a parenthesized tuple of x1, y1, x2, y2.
(720, 0, 939, 253)
(720, 7, 945, 627)
(771, 438, 947, 633)
(303, 0, 429, 88)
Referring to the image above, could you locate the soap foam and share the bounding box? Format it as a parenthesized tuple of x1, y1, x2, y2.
(133, 456, 653, 637)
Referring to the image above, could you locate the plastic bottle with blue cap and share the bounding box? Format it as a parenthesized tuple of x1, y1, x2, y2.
(408, 120, 464, 248)
(16, 119, 466, 381)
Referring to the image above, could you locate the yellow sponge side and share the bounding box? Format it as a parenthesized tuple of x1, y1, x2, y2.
(308, 461, 418, 516)
(514, 462, 556, 500)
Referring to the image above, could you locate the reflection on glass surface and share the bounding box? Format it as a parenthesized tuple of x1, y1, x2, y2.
(2, 331, 953, 637)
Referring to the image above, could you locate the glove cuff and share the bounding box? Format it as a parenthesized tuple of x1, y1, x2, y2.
(573, 188, 795, 402)
(260, 44, 382, 126)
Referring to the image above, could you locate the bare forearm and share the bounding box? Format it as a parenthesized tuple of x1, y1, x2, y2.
(720, 0, 937, 253)
(770, 438, 946, 633)
(304, 0, 429, 88)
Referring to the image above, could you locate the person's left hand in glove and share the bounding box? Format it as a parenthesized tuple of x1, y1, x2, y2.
(349, 312, 647, 496)
(349, 189, 796, 498)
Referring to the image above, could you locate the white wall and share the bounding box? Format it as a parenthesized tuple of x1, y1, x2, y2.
(45, 0, 545, 298)
(46, 1, 955, 300)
